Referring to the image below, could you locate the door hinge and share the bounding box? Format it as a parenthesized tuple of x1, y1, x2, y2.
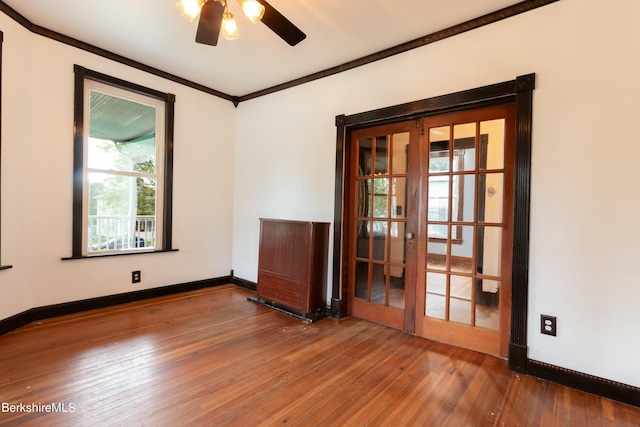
(416, 119, 425, 135)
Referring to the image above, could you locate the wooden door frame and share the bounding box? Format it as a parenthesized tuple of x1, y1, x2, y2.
(332, 73, 535, 372)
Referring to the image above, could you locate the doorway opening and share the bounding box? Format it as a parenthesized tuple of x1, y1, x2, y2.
(332, 74, 534, 366)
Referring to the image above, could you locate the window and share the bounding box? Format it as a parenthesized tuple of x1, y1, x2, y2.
(71, 66, 175, 257)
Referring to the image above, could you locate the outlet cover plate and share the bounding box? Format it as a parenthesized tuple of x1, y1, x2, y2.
(132, 270, 141, 283)
(541, 314, 557, 336)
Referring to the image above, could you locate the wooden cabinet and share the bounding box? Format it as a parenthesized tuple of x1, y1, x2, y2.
(256, 219, 330, 319)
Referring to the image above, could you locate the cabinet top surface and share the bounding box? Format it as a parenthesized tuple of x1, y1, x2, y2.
(259, 218, 331, 226)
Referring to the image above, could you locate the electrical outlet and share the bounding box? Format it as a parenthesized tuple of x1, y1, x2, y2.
(132, 270, 141, 284)
(541, 314, 556, 336)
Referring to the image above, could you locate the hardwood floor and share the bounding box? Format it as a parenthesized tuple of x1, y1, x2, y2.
(0, 285, 638, 426)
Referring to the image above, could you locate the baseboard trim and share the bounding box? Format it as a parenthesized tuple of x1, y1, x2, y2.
(330, 298, 343, 318)
(0, 310, 33, 337)
(527, 359, 640, 408)
(231, 276, 257, 292)
(0, 275, 232, 336)
(508, 342, 528, 373)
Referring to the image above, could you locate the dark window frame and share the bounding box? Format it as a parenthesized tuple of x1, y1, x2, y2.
(66, 65, 176, 260)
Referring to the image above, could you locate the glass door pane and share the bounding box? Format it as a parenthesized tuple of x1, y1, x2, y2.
(353, 130, 410, 312)
(424, 113, 506, 331)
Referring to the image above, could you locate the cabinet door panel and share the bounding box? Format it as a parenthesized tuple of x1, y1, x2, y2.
(258, 271, 304, 311)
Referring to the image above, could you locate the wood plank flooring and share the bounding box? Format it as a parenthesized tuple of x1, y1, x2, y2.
(0, 284, 638, 426)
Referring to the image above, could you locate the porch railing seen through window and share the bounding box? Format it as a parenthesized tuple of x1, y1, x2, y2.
(88, 215, 156, 251)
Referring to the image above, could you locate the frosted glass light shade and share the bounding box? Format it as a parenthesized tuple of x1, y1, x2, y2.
(176, 0, 204, 22)
(221, 11, 240, 40)
(238, 0, 265, 24)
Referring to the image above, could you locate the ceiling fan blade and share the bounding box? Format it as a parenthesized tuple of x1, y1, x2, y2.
(196, 0, 225, 46)
(257, 0, 306, 46)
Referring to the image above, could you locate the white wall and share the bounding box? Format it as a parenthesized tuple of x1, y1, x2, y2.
(0, 13, 236, 315)
(234, 0, 640, 388)
(0, 15, 34, 320)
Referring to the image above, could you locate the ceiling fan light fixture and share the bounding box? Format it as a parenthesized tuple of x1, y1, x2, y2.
(221, 10, 240, 40)
(185, 0, 306, 47)
(238, 0, 265, 24)
(177, 0, 205, 22)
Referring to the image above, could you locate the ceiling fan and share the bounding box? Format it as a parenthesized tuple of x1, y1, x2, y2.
(176, 0, 306, 47)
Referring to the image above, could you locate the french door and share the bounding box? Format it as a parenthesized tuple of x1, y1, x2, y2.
(348, 122, 420, 331)
(347, 104, 515, 357)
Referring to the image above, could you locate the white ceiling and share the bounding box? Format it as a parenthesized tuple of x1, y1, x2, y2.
(3, 0, 521, 97)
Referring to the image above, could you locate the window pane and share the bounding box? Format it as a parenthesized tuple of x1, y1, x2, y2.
(356, 220, 369, 258)
(451, 174, 475, 223)
(427, 235, 447, 271)
(389, 266, 405, 310)
(479, 119, 505, 170)
(429, 126, 450, 173)
(371, 263, 387, 305)
(355, 261, 369, 300)
(450, 226, 473, 273)
(478, 173, 504, 223)
(451, 175, 460, 222)
(373, 178, 388, 218)
(450, 275, 472, 301)
(87, 136, 157, 174)
(426, 271, 446, 295)
(426, 271, 446, 319)
(454, 123, 475, 143)
(449, 297, 472, 325)
(429, 148, 450, 173)
(391, 132, 409, 174)
(371, 221, 387, 261)
(356, 179, 371, 218)
(374, 136, 389, 175)
(476, 279, 500, 330)
(88, 172, 156, 252)
(426, 294, 446, 319)
(390, 177, 407, 218)
(477, 226, 502, 277)
(88, 91, 157, 173)
(428, 176, 449, 224)
(88, 172, 131, 217)
(358, 138, 372, 176)
(389, 222, 406, 264)
(453, 123, 475, 173)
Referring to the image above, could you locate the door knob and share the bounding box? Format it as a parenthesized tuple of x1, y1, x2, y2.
(406, 232, 415, 240)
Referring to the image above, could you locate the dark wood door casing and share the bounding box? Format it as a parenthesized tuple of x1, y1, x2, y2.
(333, 74, 535, 371)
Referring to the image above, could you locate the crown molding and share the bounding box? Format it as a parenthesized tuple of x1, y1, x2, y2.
(0, 1, 559, 105)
